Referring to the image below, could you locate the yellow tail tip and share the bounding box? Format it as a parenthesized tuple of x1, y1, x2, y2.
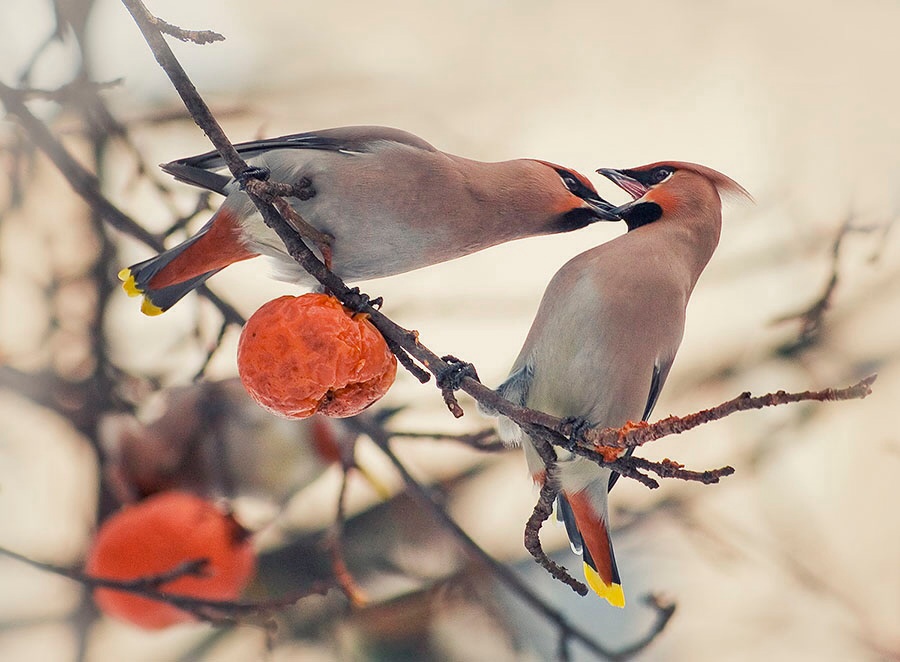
(140, 297, 164, 316)
(584, 562, 625, 608)
(118, 269, 143, 298)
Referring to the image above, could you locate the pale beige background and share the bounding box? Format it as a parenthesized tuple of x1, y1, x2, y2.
(1, 0, 898, 660)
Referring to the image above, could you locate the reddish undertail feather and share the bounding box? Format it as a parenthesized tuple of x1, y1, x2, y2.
(148, 210, 256, 290)
(566, 490, 625, 607)
(119, 208, 258, 315)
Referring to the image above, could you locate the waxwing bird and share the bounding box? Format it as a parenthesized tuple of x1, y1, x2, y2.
(99, 378, 391, 505)
(487, 161, 750, 607)
(119, 126, 620, 315)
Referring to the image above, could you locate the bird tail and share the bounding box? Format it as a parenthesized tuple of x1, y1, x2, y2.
(118, 208, 257, 316)
(558, 484, 625, 608)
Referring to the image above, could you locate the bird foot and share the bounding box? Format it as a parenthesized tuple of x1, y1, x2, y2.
(237, 166, 270, 189)
(344, 287, 383, 314)
(436, 355, 479, 392)
(562, 416, 593, 443)
(436, 356, 479, 419)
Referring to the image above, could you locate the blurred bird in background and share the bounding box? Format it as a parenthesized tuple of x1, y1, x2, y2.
(99, 378, 390, 508)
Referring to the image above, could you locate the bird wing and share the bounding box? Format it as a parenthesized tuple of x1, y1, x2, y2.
(607, 357, 673, 491)
(160, 126, 437, 194)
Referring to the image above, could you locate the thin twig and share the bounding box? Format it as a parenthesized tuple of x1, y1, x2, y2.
(578, 375, 876, 453)
(327, 469, 368, 607)
(152, 16, 224, 44)
(389, 427, 504, 451)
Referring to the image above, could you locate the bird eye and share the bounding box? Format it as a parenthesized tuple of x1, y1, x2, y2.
(561, 173, 580, 191)
(651, 167, 673, 184)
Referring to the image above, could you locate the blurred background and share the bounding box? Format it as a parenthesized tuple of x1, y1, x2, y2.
(1, 0, 898, 660)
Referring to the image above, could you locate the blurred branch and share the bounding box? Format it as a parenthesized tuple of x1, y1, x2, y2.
(0, 80, 159, 247)
(0, 544, 333, 625)
(775, 216, 892, 356)
(13, 78, 124, 103)
(775, 217, 849, 356)
(353, 416, 674, 661)
(0, 80, 245, 326)
(327, 468, 368, 607)
(390, 427, 505, 452)
(0, 365, 107, 437)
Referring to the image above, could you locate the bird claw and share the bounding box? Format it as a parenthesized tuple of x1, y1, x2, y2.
(344, 287, 382, 313)
(436, 355, 479, 392)
(563, 417, 623, 462)
(562, 416, 592, 442)
(237, 166, 270, 189)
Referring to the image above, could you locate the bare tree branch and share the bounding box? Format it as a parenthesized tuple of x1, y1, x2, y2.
(352, 416, 674, 661)
(579, 375, 876, 454)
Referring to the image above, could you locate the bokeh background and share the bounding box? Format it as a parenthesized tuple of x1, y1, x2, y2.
(1, 0, 898, 660)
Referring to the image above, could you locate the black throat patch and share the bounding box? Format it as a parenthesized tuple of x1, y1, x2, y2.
(623, 202, 662, 231)
(552, 207, 598, 233)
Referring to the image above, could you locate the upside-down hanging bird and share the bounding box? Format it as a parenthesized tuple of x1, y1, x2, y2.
(488, 161, 750, 606)
(119, 126, 620, 315)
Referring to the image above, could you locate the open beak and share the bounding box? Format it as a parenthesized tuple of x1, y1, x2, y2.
(596, 168, 651, 216)
(596, 168, 649, 199)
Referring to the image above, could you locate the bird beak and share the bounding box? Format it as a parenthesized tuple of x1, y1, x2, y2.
(583, 193, 621, 221)
(596, 168, 650, 216)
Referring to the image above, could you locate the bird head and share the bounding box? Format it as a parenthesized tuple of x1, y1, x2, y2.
(531, 160, 622, 230)
(596, 162, 751, 231)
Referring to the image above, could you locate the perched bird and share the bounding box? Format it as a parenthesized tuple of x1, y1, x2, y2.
(119, 126, 619, 315)
(100, 378, 390, 506)
(489, 161, 750, 606)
